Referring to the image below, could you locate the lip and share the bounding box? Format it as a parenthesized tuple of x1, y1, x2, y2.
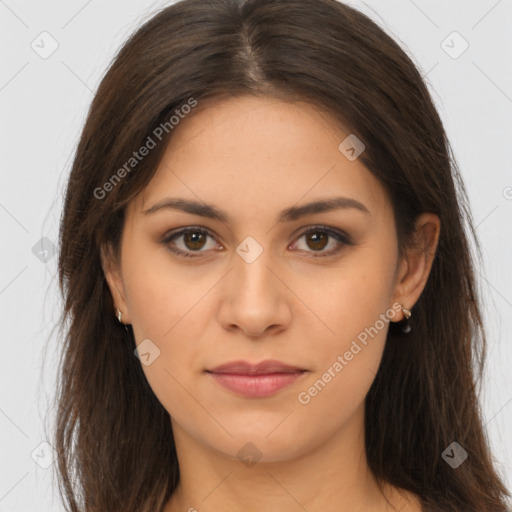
(206, 359, 308, 397)
(207, 359, 306, 375)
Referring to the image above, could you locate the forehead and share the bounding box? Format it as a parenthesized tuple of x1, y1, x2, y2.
(129, 95, 390, 223)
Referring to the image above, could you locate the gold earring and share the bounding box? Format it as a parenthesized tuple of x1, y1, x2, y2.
(401, 304, 411, 320)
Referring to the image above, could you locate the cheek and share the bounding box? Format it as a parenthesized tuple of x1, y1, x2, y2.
(299, 243, 397, 393)
(315, 251, 396, 343)
(125, 271, 183, 340)
(121, 246, 212, 406)
(123, 265, 204, 424)
(125, 267, 209, 383)
(294, 287, 392, 432)
(122, 241, 208, 341)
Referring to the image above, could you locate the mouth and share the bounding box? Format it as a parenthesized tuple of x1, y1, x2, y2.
(205, 359, 308, 397)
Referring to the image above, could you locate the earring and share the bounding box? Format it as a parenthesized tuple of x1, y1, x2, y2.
(401, 304, 411, 320)
(400, 304, 412, 333)
(116, 308, 130, 332)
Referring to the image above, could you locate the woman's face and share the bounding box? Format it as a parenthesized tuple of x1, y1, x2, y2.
(104, 95, 435, 463)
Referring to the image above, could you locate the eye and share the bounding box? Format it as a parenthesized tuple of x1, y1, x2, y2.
(290, 226, 352, 257)
(161, 227, 219, 258)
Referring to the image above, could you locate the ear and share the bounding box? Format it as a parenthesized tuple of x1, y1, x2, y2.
(100, 242, 131, 324)
(391, 213, 440, 321)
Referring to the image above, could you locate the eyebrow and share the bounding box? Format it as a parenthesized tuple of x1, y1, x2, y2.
(142, 196, 370, 223)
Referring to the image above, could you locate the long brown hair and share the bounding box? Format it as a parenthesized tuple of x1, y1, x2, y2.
(52, 0, 511, 510)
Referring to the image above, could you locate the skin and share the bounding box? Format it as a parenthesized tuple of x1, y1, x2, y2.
(102, 95, 440, 512)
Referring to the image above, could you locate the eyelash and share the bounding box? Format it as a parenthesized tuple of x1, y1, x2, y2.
(161, 225, 353, 259)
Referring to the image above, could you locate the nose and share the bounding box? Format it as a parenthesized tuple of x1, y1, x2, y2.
(218, 249, 292, 338)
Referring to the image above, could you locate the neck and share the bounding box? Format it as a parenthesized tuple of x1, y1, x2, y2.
(163, 403, 409, 512)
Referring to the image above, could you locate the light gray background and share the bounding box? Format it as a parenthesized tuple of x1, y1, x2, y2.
(0, 0, 511, 510)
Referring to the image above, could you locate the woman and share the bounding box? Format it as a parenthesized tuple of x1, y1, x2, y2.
(53, 0, 511, 511)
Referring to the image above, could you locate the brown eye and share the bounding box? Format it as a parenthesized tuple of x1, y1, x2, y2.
(292, 226, 352, 257)
(162, 228, 219, 258)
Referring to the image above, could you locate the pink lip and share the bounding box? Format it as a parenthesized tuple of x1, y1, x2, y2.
(206, 359, 307, 397)
(208, 359, 305, 374)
